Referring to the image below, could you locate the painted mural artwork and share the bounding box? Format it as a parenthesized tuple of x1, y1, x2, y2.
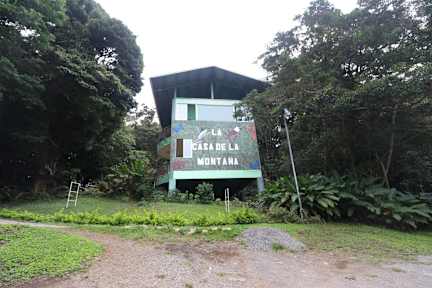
(171, 121, 261, 171)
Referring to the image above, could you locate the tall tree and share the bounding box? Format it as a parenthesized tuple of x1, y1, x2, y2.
(0, 0, 143, 195)
(241, 0, 432, 192)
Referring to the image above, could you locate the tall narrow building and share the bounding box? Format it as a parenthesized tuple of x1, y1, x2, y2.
(151, 67, 266, 197)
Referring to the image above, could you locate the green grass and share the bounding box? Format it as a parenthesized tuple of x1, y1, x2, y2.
(0, 225, 102, 285)
(271, 242, 286, 251)
(1, 197, 243, 218)
(80, 224, 245, 242)
(0, 196, 136, 215)
(143, 201, 243, 217)
(2, 197, 432, 261)
(258, 223, 432, 261)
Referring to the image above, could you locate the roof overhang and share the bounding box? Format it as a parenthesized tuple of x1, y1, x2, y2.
(150, 66, 268, 127)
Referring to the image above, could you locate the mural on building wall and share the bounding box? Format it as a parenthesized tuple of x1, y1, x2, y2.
(170, 121, 261, 171)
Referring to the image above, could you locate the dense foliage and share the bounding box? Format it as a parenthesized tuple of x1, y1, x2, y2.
(260, 175, 432, 229)
(195, 182, 215, 203)
(130, 104, 161, 161)
(340, 178, 432, 229)
(238, 0, 432, 193)
(0, 0, 143, 198)
(98, 150, 154, 201)
(261, 175, 342, 219)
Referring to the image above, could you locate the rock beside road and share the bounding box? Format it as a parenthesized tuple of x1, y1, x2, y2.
(238, 227, 306, 252)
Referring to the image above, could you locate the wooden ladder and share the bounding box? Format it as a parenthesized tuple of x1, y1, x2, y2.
(224, 187, 230, 213)
(66, 181, 81, 208)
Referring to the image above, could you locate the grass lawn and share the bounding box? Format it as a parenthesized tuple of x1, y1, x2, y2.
(143, 201, 242, 217)
(2, 197, 432, 261)
(1, 196, 241, 217)
(0, 225, 102, 285)
(263, 223, 432, 261)
(0, 196, 136, 215)
(81, 224, 243, 242)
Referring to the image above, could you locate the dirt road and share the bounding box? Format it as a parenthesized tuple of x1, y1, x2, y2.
(14, 230, 432, 288)
(2, 219, 432, 288)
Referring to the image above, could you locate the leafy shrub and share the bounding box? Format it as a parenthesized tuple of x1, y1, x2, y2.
(261, 175, 342, 220)
(195, 182, 215, 203)
(0, 186, 22, 202)
(230, 197, 247, 208)
(261, 175, 432, 229)
(192, 215, 210, 226)
(266, 206, 302, 223)
(100, 150, 155, 201)
(340, 178, 432, 230)
(229, 208, 260, 224)
(238, 183, 258, 201)
(166, 191, 192, 203)
(0, 207, 261, 226)
(150, 188, 166, 201)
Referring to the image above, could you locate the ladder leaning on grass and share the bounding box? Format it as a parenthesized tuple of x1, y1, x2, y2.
(66, 181, 81, 208)
(224, 187, 230, 213)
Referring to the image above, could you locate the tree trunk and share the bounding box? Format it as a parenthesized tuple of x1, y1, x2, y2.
(378, 106, 398, 188)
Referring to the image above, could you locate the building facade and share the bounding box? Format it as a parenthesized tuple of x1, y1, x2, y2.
(151, 67, 266, 196)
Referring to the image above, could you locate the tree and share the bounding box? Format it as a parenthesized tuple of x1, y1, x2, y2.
(102, 150, 155, 201)
(241, 0, 432, 192)
(0, 0, 143, 197)
(130, 104, 161, 160)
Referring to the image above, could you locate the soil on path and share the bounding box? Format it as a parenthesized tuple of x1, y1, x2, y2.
(2, 219, 432, 288)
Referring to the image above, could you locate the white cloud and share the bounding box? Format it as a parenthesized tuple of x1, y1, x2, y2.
(95, 0, 358, 108)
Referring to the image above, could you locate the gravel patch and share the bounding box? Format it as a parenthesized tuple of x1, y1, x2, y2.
(238, 227, 306, 252)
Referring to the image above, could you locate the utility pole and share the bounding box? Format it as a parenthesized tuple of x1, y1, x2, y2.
(283, 108, 304, 221)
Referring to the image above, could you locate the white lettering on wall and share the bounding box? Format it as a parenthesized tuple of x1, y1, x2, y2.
(211, 129, 222, 136)
(192, 142, 239, 151)
(196, 157, 240, 166)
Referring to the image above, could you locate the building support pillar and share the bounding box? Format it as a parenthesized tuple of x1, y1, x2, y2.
(168, 178, 176, 194)
(257, 177, 264, 192)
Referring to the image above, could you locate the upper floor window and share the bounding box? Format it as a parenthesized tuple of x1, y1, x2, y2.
(175, 103, 188, 120)
(175, 102, 251, 122)
(175, 103, 197, 120)
(196, 105, 234, 121)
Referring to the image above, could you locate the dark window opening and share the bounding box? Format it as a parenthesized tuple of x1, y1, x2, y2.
(176, 139, 183, 157)
(187, 104, 196, 120)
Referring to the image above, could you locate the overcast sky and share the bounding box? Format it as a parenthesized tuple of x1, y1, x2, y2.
(95, 0, 358, 109)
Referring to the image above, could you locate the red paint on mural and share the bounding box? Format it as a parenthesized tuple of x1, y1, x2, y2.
(226, 127, 241, 143)
(246, 123, 257, 141)
(172, 159, 186, 170)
